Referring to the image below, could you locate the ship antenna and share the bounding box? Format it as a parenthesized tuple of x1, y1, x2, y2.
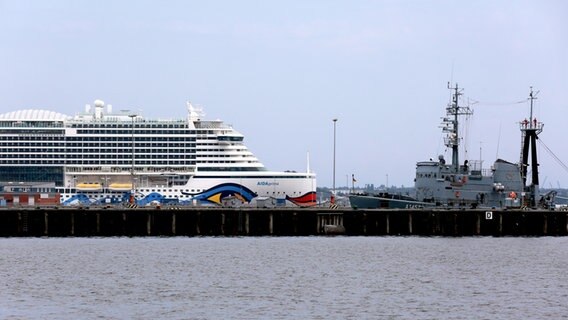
(444, 83, 472, 172)
(451, 83, 460, 172)
(528, 86, 540, 125)
(306, 151, 310, 173)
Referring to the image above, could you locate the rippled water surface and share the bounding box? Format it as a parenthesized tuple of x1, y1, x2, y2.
(1, 237, 567, 319)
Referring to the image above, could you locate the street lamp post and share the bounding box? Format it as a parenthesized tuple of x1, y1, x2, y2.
(332, 118, 338, 204)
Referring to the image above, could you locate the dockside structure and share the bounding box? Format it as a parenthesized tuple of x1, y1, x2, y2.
(1, 208, 566, 237)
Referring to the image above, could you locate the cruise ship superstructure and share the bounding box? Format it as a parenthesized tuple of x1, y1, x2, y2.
(0, 100, 317, 207)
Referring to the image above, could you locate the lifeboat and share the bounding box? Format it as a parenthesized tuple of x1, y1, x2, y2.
(108, 183, 133, 191)
(76, 183, 103, 191)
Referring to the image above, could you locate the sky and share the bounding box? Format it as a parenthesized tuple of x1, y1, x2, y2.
(0, 0, 567, 188)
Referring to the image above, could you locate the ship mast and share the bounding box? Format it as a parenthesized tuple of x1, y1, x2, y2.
(443, 83, 473, 172)
(520, 87, 542, 207)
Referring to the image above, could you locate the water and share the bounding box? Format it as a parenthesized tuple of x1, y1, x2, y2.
(1, 237, 567, 320)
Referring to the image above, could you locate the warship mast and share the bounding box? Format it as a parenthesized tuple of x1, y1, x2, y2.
(443, 83, 473, 173)
(520, 87, 542, 207)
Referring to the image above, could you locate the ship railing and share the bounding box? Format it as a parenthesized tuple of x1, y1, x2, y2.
(469, 168, 493, 177)
(0, 121, 65, 128)
(65, 166, 196, 174)
(194, 121, 231, 129)
(458, 160, 493, 177)
(519, 120, 544, 133)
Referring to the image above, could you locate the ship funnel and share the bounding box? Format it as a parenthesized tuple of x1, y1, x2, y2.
(94, 99, 104, 120)
(186, 101, 204, 122)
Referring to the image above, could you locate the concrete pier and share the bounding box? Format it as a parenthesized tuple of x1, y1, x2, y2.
(0, 207, 567, 237)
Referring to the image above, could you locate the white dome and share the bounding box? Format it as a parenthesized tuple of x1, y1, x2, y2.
(94, 99, 105, 108)
(0, 109, 70, 121)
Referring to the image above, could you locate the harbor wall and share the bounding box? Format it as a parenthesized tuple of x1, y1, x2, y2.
(0, 208, 567, 237)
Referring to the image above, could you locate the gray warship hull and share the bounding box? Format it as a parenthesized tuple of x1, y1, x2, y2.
(349, 193, 435, 209)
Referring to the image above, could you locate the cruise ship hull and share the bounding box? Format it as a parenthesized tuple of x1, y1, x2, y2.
(60, 173, 316, 207)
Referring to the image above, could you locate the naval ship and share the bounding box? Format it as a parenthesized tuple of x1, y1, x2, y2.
(350, 84, 554, 209)
(0, 100, 316, 207)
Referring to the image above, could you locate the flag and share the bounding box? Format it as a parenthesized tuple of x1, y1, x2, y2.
(352, 174, 357, 183)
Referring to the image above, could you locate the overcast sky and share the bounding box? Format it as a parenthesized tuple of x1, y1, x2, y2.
(1, 0, 567, 188)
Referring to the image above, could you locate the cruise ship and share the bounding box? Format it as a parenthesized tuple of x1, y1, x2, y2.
(0, 100, 317, 207)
